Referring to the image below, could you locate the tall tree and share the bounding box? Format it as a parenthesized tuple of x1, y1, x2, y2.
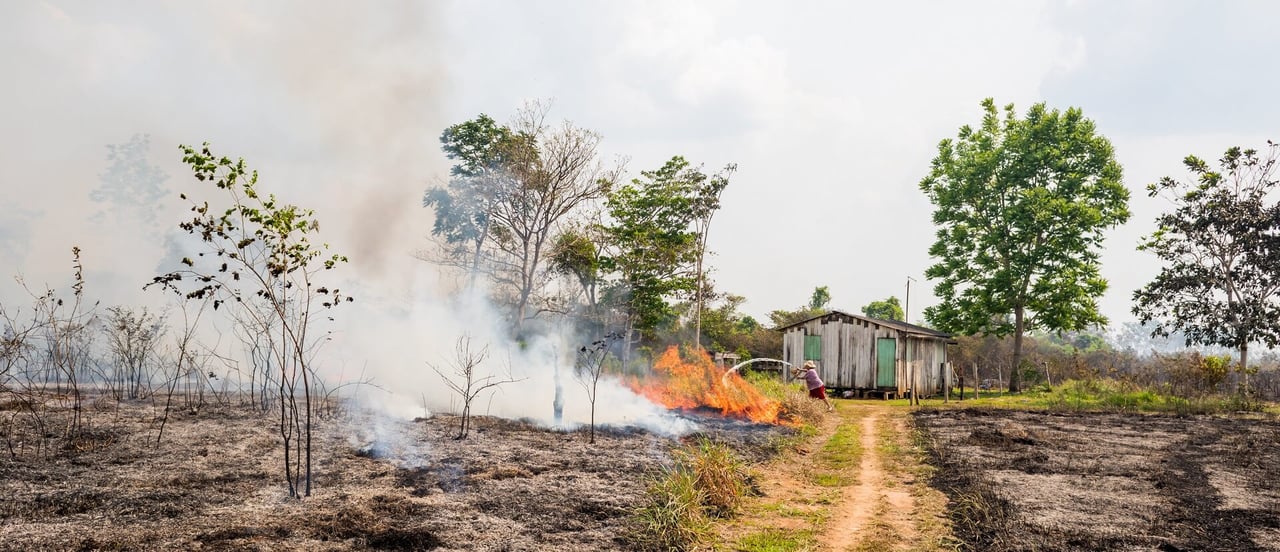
(488, 104, 619, 332)
(423, 114, 521, 284)
(691, 163, 734, 350)
(1133, 142, 1280, 390)
(861, 296, 904, 321)
(602, 156, 716, 362)
(424, 104, 618, 332)
(919, 98, 1130, 392)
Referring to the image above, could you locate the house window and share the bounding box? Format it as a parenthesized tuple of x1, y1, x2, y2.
(804, 334, 821, 361)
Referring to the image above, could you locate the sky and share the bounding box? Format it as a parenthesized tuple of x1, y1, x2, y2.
(3, 0, 1278, 329)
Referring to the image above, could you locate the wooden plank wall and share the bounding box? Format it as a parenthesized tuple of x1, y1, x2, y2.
(782, 314, 950, 394)
(821, 320, 841, 388)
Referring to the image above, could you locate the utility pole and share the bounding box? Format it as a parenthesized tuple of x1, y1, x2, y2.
(905, 276, 917, 323)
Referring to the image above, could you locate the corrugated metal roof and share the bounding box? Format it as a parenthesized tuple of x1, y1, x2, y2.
(773, 309, 954, 340)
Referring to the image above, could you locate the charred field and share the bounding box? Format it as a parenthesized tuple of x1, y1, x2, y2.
(0, 393, 793, 551)
(915, 407, 1280, 552)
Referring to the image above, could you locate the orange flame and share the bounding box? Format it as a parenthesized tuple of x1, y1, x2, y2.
(626, 346, 782, 424)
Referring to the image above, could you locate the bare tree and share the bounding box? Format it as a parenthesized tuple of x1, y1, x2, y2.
(101, 306, 166, 401)
(690, 164, 734, 350)
(429, 335, 524, 439)
(425, 102, 622, 334)
(155, 299, 208, 446)
(574, 333, 621, 444)
(489, 102, 622, 332)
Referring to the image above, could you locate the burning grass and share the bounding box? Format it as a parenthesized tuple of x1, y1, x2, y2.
(628, 347, 783, 424)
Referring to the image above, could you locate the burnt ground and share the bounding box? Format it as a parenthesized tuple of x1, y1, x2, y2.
(915, 408, 1280, 552)
(0, 394, 791, 551)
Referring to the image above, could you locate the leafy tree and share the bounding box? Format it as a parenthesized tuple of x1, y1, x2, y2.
(1133, 142, 1280, 391)
(768, 286, 831, 329)
(808, 286, 831, 311)
(688, 293, 775, 359)
(149, 144, 350, 498)
(602, 156, 721, 361)
(424, 113, 525, 284)
(425, 105, 617, 332)
(550, 225, 605, 319)
(919, 98, 1130, 392)
(861, 296, 904, 321)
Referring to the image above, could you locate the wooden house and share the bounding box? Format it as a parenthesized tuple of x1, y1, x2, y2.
(778, 310, 956, 397)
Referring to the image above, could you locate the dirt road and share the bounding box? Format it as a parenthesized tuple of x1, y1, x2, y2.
(820, 404, 945, 551)
(718, 402, 952, 551)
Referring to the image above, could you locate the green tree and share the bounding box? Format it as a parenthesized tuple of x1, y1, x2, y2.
(425, 105, 617, 332)
(768, 286, 830, 328)
(150, 144, 350, 498)
(602, 156, 720, 361)
(919, 98, 1130, 392)
(861, 296, 904, 321)
(1133, 142, 1280, 391)
(423, 113, 522, 284)
(808, 285, 831, 311)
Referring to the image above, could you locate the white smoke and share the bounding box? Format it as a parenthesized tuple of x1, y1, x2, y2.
(325, 264, 696, 437)
(0, 3, 691, 442)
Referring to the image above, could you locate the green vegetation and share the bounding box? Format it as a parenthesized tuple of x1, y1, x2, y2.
(632, 439, 752, 551)
(743, 370, 828, 432)
(809, 416, 861, 487)
(920, 98, 1130, 392)
(734, 527, 816, 552)
(953, 378, 1266, 415)
(861, 296, 904, 322)
(1135, 142, 1280, 382)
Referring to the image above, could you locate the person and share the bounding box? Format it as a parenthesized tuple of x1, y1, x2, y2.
(794, 360, 834, 412)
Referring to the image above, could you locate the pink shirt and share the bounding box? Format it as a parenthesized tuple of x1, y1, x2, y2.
(802, 368, 823, 390)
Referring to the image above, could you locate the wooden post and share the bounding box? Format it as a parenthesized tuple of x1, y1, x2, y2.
(973, 362, 980, 400)
(943, 362, 950, 404)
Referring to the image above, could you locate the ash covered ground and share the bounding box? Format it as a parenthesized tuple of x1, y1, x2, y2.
(0, 395, 792, 551)
(916, 408, 1280, 552)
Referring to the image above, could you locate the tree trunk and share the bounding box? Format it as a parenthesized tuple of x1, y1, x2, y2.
(694, 252, 704, 350)
(1240, 343, 1250, 396)
(1009, 306, 1025, 393)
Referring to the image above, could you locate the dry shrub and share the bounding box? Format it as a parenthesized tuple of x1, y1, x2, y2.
(779, 388, 827, 426)
(680, 439, 751, 516)
(632, 464, 710, 552)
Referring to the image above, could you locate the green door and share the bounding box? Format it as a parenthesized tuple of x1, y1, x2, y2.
(804, 335, 822, 361)
(876, 338, 896, 387)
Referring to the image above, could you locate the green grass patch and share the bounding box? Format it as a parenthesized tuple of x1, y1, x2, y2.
(734, 528, 817, 552)
(938, 378, 1272, 415)
(632, 439, 753, 551)
(744, 370, 791, 401)
(807, 417, 861, 487)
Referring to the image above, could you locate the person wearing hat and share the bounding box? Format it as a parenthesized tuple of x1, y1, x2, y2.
(793, 360, 834, 412)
